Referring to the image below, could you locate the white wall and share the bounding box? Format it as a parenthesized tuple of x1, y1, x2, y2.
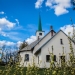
(41, 31, 75, 68)
(34, 52, 43, 68)
(20, 51, 33, 67)
(36, 31, 44, 39)
(33, 31, 56, 54)
(20, 31, 75, 68)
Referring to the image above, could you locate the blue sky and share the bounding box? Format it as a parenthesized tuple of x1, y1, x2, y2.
(0, 0, 75, 47)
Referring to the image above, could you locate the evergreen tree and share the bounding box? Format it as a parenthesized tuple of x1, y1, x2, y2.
(19, 40, 28, 50)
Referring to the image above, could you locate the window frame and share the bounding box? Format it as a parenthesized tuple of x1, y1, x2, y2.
(60, 39, 63, 45)
(39, 33, 42, 35)
(24, 54, 29, 61)
(53, 55, 56, 62)
(46, 55, 50, 62)
(60, 56, 65, 62)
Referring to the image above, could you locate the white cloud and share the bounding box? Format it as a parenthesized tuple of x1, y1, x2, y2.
(0, 11, 5, 14)
(54, 5, 69, 16)
(0, 28, 2, 31)
(0, 40, 6, 47)
(0, 18, 16, 29)
(0, 18, 16, 37)
(26, 35, 37, 44)
(0, 15, 23, 42)
(35, 0, 44, 8)
(0, 40, 15, 47)
(15, 19, 19, 25)
(0, 29, 22, 41)
(45, 0, 71, 16)
(0, 28, 8, 37)
(45, 0, 53, 7)
(0, 31, 8, 37)
(60, 24, 74, 36)
(16, 41, 22, 48)
(0, 40, 23, 48)
(6, 41, 15, 46)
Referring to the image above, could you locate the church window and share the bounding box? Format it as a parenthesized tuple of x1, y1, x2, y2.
(39, 33, 42, 35)
(53, 55, 56, 62)
(25, 54, 29, 61)
(60, 39, 63, 45)
(46, 55, 50, 62)
(60, 56, 65, 62)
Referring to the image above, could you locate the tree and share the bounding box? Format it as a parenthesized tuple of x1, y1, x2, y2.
(19, 40, 28, 50)
(0, 44, 20, 65)
(71, 0, 75, 10)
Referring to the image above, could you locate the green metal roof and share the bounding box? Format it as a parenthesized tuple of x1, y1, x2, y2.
(38, 14, 42, 31)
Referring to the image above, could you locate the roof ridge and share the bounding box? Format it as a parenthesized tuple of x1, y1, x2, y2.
(34, 30, 75, 54)
(33, 30, 56, 47)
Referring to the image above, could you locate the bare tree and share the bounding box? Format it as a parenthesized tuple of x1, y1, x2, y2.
(71, 0, 75, 10)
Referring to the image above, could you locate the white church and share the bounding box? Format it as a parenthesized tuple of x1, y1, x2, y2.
(19, 15, 75, 68)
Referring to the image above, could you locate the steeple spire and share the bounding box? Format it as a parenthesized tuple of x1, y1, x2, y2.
(36, 13, 44, 39)
(38, 14, 42, 31)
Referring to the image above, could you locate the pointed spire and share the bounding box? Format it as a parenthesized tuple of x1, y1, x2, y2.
(38, 13, 42, 31)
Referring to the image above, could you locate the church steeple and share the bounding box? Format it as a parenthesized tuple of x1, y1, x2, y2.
(38, 14, 42, 31)
(36, 14, 44, 39)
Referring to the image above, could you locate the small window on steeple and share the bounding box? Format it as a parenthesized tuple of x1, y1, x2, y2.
(39, 33, 42, 35)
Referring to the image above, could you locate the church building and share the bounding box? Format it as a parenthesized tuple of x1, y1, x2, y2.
(19, 15, 75, 68)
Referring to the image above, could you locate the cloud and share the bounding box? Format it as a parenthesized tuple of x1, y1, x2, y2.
(45, 0, 71, 16)
(60, 24, 74, 36)
(0, 28, 1, 31)
(26, 35, 37, 44)
(6, 41, 15, 46)
(0, 31, 8, 37)
(26, 24, 37, 32)
(45, 0, 53, 7)
(0, 18, 16, 29)
(35, 0, 71, 16)
(16, 41, 22, 48)
(0, 40, 23, 48)
(35, 0, 44, 8)
(15, 19, 19, 25)
(0, 17, 18, 38)
(0, 40, 15, 47)
(0, 28, 8, 37)
(0, 11, 5, 14)
(54, 5, 69, 16)
(3, 31, 22, 41)
(0, 28, 22, 41)
(8, 34, 22, 41)
(0, 14, 26, 42)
